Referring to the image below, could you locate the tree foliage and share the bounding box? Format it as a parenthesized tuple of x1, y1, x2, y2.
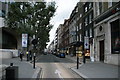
(6, 1, 56, 50)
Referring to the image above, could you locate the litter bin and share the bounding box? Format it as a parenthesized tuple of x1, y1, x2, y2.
(5, 66, 18, 80)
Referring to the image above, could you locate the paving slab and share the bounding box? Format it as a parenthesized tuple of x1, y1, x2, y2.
(1, 57, 41, 79)
(71, 62, 119, 79)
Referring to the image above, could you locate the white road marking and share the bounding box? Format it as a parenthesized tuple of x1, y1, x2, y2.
(55, 69, 64, 80)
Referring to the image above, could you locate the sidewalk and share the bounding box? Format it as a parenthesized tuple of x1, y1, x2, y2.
(66, 55, 119, 80)
(1, 57, 41, 79)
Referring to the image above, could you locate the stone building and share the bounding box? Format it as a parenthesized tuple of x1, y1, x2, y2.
(93, 1, 120, 65)
(62, 19, 69, 54)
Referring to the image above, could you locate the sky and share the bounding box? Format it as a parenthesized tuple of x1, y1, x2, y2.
(46, 0, 79, 48)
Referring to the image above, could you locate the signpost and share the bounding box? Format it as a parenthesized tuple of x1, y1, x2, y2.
(22, 34, 28, 48)
(84, 36, 89, 49)
(83, 36, 89, 63)
(31, 39, 38, 69)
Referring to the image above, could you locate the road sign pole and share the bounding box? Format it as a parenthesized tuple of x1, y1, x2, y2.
(33, 53, 36, 69)
(77, 56, 79, 69)
(83, 36, 89, 64)
(83, 51, 86, 63)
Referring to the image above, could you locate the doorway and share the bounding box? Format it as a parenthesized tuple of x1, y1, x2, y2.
(99, 40, 104, 62)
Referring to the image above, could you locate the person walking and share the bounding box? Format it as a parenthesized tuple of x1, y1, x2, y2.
(20, 51, 23, 61)
(29, 50, 32, 61)
(26, 51, 29, 61)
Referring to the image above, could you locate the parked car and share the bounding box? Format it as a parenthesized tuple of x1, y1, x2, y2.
(43, 52, 47, 55)
(59, 53, 65, 58)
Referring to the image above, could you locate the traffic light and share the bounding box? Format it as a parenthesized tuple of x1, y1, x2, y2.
(31, 39, 38, 45)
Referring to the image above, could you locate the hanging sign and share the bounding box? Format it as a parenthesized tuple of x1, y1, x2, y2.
(22, 34, 28, 47)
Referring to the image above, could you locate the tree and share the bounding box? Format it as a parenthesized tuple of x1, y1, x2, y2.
(6, 1, 56, 52)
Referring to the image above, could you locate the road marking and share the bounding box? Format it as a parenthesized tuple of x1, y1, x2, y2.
(55, 69, 64, 80)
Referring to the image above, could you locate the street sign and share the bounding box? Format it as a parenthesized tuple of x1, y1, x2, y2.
(22, 34, 28, 47)
(84, 36, 89, 49)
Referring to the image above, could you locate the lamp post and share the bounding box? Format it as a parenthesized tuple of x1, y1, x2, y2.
(76, 41, 83, 69)
(33, 53, 36, 69)
(31, 39, 38, 69)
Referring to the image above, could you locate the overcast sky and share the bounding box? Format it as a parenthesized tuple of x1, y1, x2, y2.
(46, 0, 79, 48)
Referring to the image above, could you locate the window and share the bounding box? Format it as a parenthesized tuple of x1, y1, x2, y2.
(89, 3, 92, 9)
(79, 23, 82, 29)
(76, 7, 78, 13)
(99, 2, 102, 14)
(85, 17, 88, 26)
(80, 34, 82, 41)
(85, 30, 88, 36)
(111, 19, 120, 54)
(90, 28, 92, 38)
(76, 26, 79, 31)
(108, 0, 112, 8)
(89, 13, 92, 24)
(96, 2, 103, 15)
(77, 35, 79, 41)
(80, 14, 82, 18)
(85, 6, 87, 12)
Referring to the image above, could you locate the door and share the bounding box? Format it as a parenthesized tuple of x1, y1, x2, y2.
(99, 40, 104, 62)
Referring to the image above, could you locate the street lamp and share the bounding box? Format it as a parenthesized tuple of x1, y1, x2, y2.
(75, 41, 84, 69)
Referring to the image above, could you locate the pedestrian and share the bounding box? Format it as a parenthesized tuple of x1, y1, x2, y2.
(29, 50, 32, 61)
(20, 51, 23, 61)
(26, 51, 29, 61)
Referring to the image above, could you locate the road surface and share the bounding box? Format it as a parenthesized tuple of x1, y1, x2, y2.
(36, 54, 84, 80)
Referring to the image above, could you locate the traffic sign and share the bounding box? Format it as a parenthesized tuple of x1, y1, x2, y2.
(22, 34, 28, 47)
(84, 36, 89, 49)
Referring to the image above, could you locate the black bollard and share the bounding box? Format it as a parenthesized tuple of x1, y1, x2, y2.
(83, 52, 86, 63)
(10, 63, 13, 66)
(33, 53, 36, 69)
(77, 56, 79, 69)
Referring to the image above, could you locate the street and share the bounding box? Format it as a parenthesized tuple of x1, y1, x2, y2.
(36, 54, 84, 80)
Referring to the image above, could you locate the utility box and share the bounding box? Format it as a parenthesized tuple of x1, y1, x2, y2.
(5, 66, 18, 80)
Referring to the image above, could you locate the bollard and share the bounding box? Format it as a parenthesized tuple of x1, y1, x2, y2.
(77, 56, 79, 69)
(83, 52, 86, 64)
(33, 53, 36, 69)
(10, 63, 13, 66)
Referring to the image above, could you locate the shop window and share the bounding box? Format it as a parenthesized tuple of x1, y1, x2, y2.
(111, 19, 120, 54)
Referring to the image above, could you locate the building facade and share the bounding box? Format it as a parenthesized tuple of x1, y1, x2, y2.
(82, 2, 94, 59)
(57, 24, 63, 52)
(93, 1, 120, 65)
(62, 19, 69, 54)
(69, 4, 79, 56)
